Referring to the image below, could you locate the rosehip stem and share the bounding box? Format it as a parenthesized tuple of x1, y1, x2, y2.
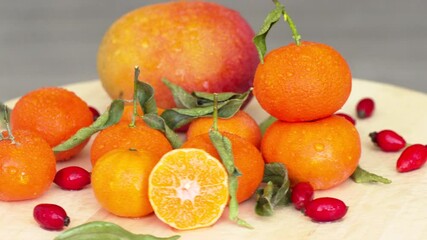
(274, 0, 301, 45)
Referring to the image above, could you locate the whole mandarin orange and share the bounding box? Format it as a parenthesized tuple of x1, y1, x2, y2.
(90, 121, 173, 166)
(261, 115, 361, 190)
(10, 87, 93, 161)
(0, 130, 56, 201)
(92, 148, 158, 217)
(97, 1, 259, 109)
(182, 132, 264, 203)
(253, 41, 352, 122)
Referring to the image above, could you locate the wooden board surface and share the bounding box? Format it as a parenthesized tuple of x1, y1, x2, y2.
(2, 79, 427, 240)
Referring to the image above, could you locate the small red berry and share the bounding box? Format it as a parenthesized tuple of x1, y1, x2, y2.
(33, 203, 70, 230)
(396, 144, 427, 173)
(356, 98, 375, 119)
(54, 166, 91, 190)
(88, 106, 100, 121)
(305, 197, 348, 222)
(335, 113, 356, 125)
(369, 130, 406, 152)
(291, 182, 314, 210)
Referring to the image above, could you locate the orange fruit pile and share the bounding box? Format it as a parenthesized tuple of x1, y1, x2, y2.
(148, 148, 229, 230)
(97, 1, 259, 109)
(254, 41, 360, 190)
(0, 130, 56, 201)
(10, 87, 94, 161)
(91, 148, 158, 217)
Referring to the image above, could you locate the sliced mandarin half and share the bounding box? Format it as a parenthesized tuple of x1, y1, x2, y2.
(148, 148, 229, 230)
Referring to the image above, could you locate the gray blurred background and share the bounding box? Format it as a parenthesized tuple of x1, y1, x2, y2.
(1, 0, 426, 102)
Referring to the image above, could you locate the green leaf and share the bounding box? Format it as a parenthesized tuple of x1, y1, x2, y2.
(209, 130, 252, 229)
(351, 165, 392, 184)
(135, 80, 158, 115)
(253, 1, 285, 63)
(259, 116, 277, 135)
(255, 162, 291, 216)
(53, 100, 124, 153)
(160, 88, 252, 130)
(255, 182, 274, 216)
(54, 221, 180, 240)
(160, 109, 196, 130)
(162, 78, 198, 109)
(193, 91, 245, 103)
(142, 113, 183, 149)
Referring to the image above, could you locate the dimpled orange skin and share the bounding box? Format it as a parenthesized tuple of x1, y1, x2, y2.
(182, 132, 265, 203)
(97, 1, 259, 109)
(253, 41, 352, 122)
(91, 148, 159, 217)
(186, 110, 262, 148)
(10, 87, 94, 161)
(0, 130, 56, 201)
(90, 122, 173, 166)
(261, 115, 361, 190)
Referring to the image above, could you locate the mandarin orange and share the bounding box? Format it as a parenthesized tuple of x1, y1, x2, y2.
(253, 41, 352, 122)
(90, 121, 172, 166)
(97, 1, 258, 109)
(261, 115, 361, 190)
(10, 87, 93, 161)
(182, 132, 264, 203)
(91, 148, 158, 217)
(0, 130, 56, 201)
(186, 110, 262, 148)
(148, 148, 229, 230)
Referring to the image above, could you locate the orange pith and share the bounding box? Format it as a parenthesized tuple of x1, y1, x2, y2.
(148, 148, 229, 230)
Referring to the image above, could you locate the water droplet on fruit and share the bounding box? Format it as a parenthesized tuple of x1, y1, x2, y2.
(4, 166, 18, 175)
(314, 143, 325, 152)
(20, 172, 30, 184)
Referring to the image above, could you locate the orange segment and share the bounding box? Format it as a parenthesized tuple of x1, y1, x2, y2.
(149, 148, 229, 230)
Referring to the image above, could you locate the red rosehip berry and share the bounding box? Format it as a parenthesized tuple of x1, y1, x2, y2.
(88, 106, 100, 121)
(33, 203, 70, 230)
(369, 130, 406, 152)
(335, 113, 356, 125)
(396, 144, 427, 173)
(305, 197, 348, 222)
(54, 166, 91, 190)
(291, 182, 314, 210)
(356, 98, 375, 119)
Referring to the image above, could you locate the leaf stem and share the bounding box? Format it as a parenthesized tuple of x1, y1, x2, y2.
(1, 105, 15, 144)
(273, 0, 301, 45)
(283, 10, 301, 45)
(212, 93, 219, 132)
(130, 66, 140, 128)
